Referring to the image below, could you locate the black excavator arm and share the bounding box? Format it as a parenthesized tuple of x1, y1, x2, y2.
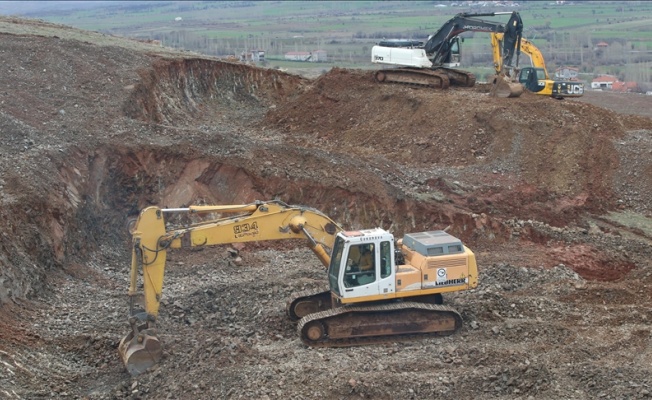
(424, 12, 523, 70)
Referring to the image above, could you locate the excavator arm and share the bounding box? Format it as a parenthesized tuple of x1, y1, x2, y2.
(491, 32, 547, 78)
(519, 38, 549, 78)
(424, 11, 523, 69)
(119, 200, 342, 375)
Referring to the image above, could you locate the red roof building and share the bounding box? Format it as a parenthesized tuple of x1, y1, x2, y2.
(591, 75, 618, 89)
(612, 81, 639, 93)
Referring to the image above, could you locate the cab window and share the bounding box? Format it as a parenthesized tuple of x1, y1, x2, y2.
(380, 241, 392, 278)
(343, 243, 376, 287)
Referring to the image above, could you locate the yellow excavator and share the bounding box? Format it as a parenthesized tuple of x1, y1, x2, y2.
(118, 200, 478, 375)
(491, 32, 584, 99)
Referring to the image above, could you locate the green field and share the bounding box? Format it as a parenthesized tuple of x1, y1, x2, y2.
(4, 1, 652, 84)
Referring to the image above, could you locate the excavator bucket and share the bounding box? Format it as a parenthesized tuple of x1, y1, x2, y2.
(118, 316, 163, 376)
(490, 75, 524, 98)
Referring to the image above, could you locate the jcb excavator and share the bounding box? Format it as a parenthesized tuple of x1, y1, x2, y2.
(491, 32, 584, 99)
(371, 11, 524, 97)
(118, 200, 478, 375)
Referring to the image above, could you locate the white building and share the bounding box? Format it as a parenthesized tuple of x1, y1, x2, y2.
(284, 50, 328, 62)
(555, 66, 579, 80)
(241, 50, 265, 63)
(285, 51, 311, 61)
(591, 75, 617, 89)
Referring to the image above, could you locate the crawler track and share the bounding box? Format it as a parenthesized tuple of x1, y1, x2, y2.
(374, 69, 450, 89)
(374, 67, 477, 90)
(286, 288, 332, 321)
(435, 67, 477, 88)
(297, 302, 462, 347)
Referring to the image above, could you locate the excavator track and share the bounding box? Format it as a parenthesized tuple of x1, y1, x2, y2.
(374, 68, 450, 89)
(286, 288, 332, 321)
(434, 67, 477, 88)
(297, 302, 462, 347)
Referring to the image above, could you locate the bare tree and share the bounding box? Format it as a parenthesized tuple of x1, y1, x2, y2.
(604, 42, 624, 64)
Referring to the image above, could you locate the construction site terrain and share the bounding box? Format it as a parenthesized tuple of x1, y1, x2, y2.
(1, 16, 652, 400)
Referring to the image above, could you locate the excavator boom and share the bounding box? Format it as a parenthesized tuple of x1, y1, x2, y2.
(424, 12, 523, 68)
(118, 200, 341, 375)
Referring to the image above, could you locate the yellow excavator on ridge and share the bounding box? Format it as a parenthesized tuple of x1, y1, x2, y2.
(491, 32, 584, 99)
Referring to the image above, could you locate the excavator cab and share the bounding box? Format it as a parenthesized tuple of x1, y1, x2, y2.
(328, 229, 396, 301)
(518, 67, 585, 99)
(441, 37, 462, 68)
(327, 228, 477, 304)
(518, 67, 547, 93)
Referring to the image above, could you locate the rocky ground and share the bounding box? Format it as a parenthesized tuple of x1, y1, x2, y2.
(1, 16, 652, 400)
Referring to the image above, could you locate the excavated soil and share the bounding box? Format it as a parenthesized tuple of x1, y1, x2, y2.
(2, 16, 652, 400)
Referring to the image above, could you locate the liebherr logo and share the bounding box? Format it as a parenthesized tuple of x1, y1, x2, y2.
(435, 278, 467, 286)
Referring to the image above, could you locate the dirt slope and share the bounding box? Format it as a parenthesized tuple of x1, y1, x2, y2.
(1, 15, 652, 400)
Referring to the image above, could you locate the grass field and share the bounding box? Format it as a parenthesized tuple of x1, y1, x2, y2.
(3, 1, 652, 83)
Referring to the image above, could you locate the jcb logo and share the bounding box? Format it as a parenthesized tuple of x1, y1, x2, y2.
(567, 84, 584, 95)
(374, 55, 384, 61)
(234, 222, 259, 237)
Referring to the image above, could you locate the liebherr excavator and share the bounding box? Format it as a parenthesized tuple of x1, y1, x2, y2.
(118, 200, 478, 375)
(491, 32, 585, 99)
(371, 11, 524, 97)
